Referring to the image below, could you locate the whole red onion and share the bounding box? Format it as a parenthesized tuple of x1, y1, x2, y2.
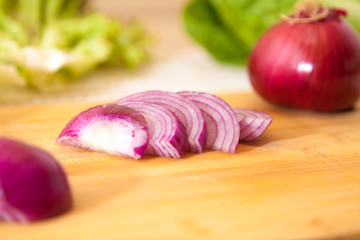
(248, 1, 360, 112)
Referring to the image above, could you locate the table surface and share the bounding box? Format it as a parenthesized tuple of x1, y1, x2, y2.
(0, 93, 360, 240)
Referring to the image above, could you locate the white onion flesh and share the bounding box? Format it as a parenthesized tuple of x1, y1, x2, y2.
(57, 104, 149, 159)
(115, 101, 188, 158)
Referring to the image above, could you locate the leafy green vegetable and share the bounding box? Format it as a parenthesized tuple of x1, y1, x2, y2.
(183, 0, 248, 64)
(0, 0, 150, 92)
(183, 0, 360, 65)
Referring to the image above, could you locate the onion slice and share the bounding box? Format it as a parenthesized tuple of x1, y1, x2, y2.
(114, 90, 206, 153)
(57, 104, 149, 159)
(178, 91, 240, 153)
(115, 101, 188, 158)
(233, 108, 273, 141)
(0, 137, 72, 222)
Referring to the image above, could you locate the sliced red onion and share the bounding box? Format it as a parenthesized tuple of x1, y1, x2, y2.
(233, 108, 273, 141)
(57, 104, 149, 159)
(114, 90, 206, 153)
(115, 101, 188, 158)
(0, 137, 72, 222)
(178, 91, 240, 153)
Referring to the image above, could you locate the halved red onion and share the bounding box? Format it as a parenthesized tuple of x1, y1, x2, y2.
(0, 137, 72, 222)
(178, 91, 240, 153)
(114, 90, 206, 153)
(57, 104, 149, 159)
(233, 108, 273, 141)
(115, 101, 188, 158)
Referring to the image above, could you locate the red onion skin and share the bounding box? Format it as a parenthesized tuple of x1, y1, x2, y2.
(0, 138, 72, 222)
(178, 91, 240, 153)
(115, 101, 188, 158)
(233, 108, 273, 141)
(115, 91, 206, 153)
(248, 9, 360, 112)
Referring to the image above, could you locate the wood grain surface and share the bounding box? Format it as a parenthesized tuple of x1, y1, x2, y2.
(0, 92, 360, 240)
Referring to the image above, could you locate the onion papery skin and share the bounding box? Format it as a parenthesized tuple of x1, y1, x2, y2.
(248, 9, 360, 112)
(57, 104, 149, 159)
(115, 101, 188, 159)
(178, 91, 240, 153)
(115, 90, 206, 153)
(0, 137, 72, 222)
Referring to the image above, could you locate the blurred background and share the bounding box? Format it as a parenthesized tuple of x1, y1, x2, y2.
(0, 0, 251, 104)
(92, 0, 194, 61)
(0, 0, 359, 104)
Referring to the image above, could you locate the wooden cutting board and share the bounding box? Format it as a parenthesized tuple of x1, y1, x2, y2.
(0, 92, 360, 240)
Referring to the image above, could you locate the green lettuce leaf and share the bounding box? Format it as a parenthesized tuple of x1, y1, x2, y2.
(183, 0, 248, 64)
(207, 0, 296, 50)
(0, 0, 149, 92)
(183, 0, 360, 65)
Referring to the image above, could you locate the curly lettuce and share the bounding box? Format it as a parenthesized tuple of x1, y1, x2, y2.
(0, 0, 150, 92)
